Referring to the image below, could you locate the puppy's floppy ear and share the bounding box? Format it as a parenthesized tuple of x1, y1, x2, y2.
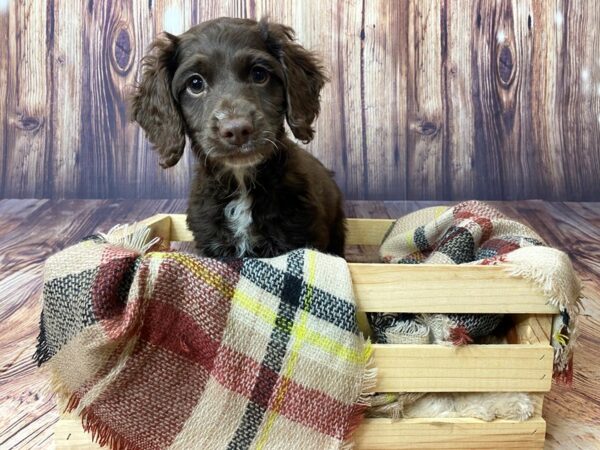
(260, 19, 328, 143)
(130, 32, 185, 168)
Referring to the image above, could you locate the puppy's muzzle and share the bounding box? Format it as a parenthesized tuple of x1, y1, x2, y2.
(214, 97, 258, 147)
(218, 117, 254, 146)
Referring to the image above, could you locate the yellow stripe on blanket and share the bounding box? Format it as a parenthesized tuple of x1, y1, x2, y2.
(232, 285, 363, 363)
(233, 290, 280, 328)
(153, 252, 235, 298)
(303, 329, 366, 364)
(403, 229, 417, 252)
(157, 251, 364, 365)
(434, 205, 448, 218)
(256, 250, 317, 450)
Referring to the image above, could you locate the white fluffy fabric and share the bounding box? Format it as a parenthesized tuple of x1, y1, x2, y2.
(405, 392, 534, 421)
(369, 392, 534, 422)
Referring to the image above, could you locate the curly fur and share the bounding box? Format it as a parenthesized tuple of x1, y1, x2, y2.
(130, 18, 345, 257)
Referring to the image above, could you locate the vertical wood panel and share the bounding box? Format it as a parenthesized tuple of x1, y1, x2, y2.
(312, 0, 362, 200)
(406, 0, 446, 199)
(0, 0, 598, 201)
(496, 0, 535, 200)
(0, 7, 8, 195)
(445, 1, 476, 199)
(79, 1, 138, 198)
(111, 1, 142, 198)
(130, 0, 155, 197)
(530, 0, 568, 200)
(4, 0, 51, 197)
(362, 1, 408, 199)
(562, 0, 600, 201)
(51, 1, 84, 197)
(470, 1, 505, 199)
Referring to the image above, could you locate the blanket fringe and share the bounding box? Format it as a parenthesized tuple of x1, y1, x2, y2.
(33, 314, 51, 367)
(41, 366, 82, 413)
(503, 249, 583, 385)
(81, 406, 139, 450)
(505, 261, 581, 315)
(66, 391, 82, 412)
(49, 361, 137, 450)
(33, 334, 51, 367)
(99, 224, 160, 255)
(553, 357, 574, 385)
(449, 326, 473, 346)
(341, 339, 377, 449)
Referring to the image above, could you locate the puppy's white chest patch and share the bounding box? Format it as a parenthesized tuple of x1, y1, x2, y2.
(224, 189, 255, 257)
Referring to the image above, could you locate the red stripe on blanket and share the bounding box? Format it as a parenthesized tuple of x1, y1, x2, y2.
(151, 256, 236, 340)
(84, 344, 210, 449)
(206, 336, 351, 439)
(273, 375, 352, 439)
(481, 238, 521, 255)
(454, 210, 494, 242)
(454, 201, 504, 220)
(92, 246, 142, 340)
(141, 300, 221, 368)
(211, 345, 263, 399)
(473, 217, 493, 241)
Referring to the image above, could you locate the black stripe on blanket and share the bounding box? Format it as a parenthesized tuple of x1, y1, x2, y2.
(226, 251, 304, 450)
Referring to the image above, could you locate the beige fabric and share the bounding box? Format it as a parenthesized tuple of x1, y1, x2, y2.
(504, 246, 583, 373)
(368, 392, 533, 422)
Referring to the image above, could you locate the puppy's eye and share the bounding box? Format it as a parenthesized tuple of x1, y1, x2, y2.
(251, 66, 269, 84)
(186, 75, 205, 95)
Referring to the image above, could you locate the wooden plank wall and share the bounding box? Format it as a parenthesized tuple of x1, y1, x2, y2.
(0, 0, 599, 201)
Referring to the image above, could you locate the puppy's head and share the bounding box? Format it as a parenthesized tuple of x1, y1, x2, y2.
(131, 17, 327, 169)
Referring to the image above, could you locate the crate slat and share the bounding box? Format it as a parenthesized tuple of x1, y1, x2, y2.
(165, 214, 396, 246)
(372, 344, 553, 392)
(54, 414, 546, 450)
(345, 218, 395, 245)
(55, 417, 101, 449)
(512, 315, 553, 344)
(122, 213, 172, 245)
(353, 417, 546, 449)
(141, 214, 559, 314)
(349, 264, 558, 314)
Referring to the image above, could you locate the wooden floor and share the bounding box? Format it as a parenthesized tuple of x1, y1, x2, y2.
(0, 199, 598, 450)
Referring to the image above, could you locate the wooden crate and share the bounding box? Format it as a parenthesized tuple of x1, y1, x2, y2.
(54, 214, 558, 449)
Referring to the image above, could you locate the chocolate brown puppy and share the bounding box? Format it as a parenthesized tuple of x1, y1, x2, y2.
(131, 17, 345, 257)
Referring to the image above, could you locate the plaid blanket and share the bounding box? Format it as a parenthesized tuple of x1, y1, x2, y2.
(35, 230, 374, 450)
(375, 201, 582, 382)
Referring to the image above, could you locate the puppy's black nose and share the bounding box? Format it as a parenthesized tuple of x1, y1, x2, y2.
(218, 118, 254, 146)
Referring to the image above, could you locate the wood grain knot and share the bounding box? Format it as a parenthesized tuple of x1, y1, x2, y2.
(113, 27, 133, 74)
(15, 115, 43, 132)
(412, 120, 440, 137)
(498, 46, 514, 86)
